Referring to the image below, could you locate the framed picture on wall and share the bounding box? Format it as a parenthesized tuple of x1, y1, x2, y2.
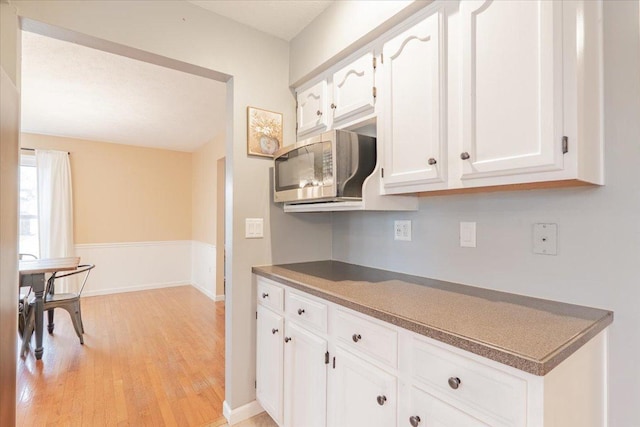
(247, 106, 283, 158)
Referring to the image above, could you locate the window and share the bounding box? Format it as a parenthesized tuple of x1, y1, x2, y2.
(19, 154, 39, 257)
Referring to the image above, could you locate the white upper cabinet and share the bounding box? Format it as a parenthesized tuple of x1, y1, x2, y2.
(381, 10, 446, 190)
(459, 0, 563, 179)
(296, 52, 377, 139)
(331, 52, 376, 124)
(297, 80, 328, 136)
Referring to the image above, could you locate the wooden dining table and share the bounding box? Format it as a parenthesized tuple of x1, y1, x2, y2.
(19, 256, 80, 360)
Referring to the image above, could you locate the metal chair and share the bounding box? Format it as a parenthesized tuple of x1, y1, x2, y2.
(18, 253, 38, 337)
(21, 264, 95, 354)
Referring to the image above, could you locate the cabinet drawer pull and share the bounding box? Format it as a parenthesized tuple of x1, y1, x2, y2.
(316, 110, 323, 116)
(448, 377, 461, 390)
(409, 415, 421, 427)
(262, 293, 269, 299)
(330, 103, 337, 109)
(352, 333, 362, 343)
(376, 395, 387, 406)
(271, 328, 278, 334)
(428, 158, 437, 165)
(460, 152, 470, 160)
(284, 337, 292, 343)
(297, 308, 305, 315)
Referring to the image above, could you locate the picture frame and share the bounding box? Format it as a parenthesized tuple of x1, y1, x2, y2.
(247, 106, 283, 158)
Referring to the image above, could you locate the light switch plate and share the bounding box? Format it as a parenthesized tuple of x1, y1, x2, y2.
(245, 218, 264, 239)
(533, 223, 557, 255)
(460, 222, 476, 248)
(394, 220, 411, 241)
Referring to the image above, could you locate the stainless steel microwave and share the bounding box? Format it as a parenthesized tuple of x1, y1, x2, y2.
(273, 130, 376, 204)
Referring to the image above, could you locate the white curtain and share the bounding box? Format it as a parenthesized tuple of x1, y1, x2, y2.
(36, 149, 75, 291)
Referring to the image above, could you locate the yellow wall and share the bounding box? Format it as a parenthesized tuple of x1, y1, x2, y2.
(191, 135, 224, 245)
(21, 133, 192, 244)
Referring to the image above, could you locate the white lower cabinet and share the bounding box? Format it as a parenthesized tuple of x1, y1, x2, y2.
(256, 305, 284, 426)
(328, 346, 397, 427)
(255, 276, 608, 427)
(404, 385, 490, 427)
(283, 320, 328, 427)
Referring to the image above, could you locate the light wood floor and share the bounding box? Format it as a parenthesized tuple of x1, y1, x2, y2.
(17, 285, 226, 426)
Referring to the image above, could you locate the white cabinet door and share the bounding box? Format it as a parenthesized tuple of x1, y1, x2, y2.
(405, 385, 491, 427)
(328, 346, 397, 427)
(284, 321, 327, 427)
(382, 10, 445, 190)
(256, 305, 284, 426)
(332, 52, 375, 124)
(297, 80, 328, 136)
(459, 0, 563, 180)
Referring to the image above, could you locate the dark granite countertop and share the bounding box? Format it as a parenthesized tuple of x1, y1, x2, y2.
(252, 260, 613, 376)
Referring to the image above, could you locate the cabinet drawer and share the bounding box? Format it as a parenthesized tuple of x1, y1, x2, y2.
(334, 309, 398, 368)
(257, 278, 284, 312)
(411, 336, 527, 426)
(286, 291, 328, 333)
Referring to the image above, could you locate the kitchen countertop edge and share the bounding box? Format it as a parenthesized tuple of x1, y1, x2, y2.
(252, 265, 613, 376)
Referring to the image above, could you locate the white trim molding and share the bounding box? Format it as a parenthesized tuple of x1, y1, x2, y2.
(223, 400, 264, 425)
(191, 240, 221, 301)
(76, 240, 192, 297)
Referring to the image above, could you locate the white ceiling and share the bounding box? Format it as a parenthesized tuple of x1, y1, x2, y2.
(188, 0, 334, 41)
(21, 31, 227, 152)
(20, 2, 333, 152)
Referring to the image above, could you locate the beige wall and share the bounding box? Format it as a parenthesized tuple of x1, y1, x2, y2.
(192, 135, 224, 245)
(21, 133, 192, 244)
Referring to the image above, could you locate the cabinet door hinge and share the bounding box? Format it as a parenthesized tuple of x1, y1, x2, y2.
(332, 357, 336, 369)
(325, 351, 329, 364)
(381, 168, 384, 178)
(562, 136, 568, 154)
(255, 380, 257, 389)
(296, 121, 298, 132)
(380, 53, 384, 64)
(373, 56, 377, 70)
(255, 311, 258, 320)
(373, 86, 377, 99)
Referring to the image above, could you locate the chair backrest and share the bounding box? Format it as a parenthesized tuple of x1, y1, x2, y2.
(47, 264, 95, 296)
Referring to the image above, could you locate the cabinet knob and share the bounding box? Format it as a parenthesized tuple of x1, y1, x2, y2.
(352, 333, 362, 343)
(409, 415, 421, 427)
(262, 293, 269, 299)
(428, 158, 437, 165)
(448, 377, 461, 390)
(284, 337, 292, 343)
(330, 103, 337, 110)
(376, 395, 387, 406)
(297, 308, 305, 315)
(460, 152, 470, 160)
(271, 328, 278, 334)
(316, 110, 323, 116)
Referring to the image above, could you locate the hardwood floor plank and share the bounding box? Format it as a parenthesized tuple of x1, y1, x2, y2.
(17, 285, 225, 426)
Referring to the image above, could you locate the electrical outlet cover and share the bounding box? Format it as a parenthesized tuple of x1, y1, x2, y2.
(394, 220, 411, 241)
(533, 223, 557, 255)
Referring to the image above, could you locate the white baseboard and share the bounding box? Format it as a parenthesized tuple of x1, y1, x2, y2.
(82, 281, 189, 297)
(214, 294, 225, 302)
(223, 400, 264, 425)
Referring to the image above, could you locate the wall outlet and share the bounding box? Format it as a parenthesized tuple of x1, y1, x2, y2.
(460, 222, 476, 248)
(394, 220, 411, 241)
(245, 218, 264, 238)
(533, 223, 557, 255)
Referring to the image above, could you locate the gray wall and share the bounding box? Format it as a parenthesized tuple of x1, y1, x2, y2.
(332, 2, 640, 425)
